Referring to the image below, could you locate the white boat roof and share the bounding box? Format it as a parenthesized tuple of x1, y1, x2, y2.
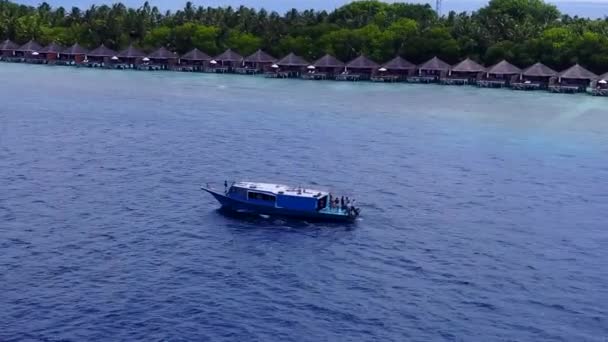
(233, 182, 328, 198)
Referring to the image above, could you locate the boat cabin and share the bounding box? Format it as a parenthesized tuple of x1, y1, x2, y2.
(227, 182, 329, 211)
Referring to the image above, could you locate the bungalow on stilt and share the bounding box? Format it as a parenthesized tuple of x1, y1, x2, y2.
(511, 62, 557, 90)
(304, 54, 345, 80)
(241, 49, 276, 74)
(179, 48, 211, 71)
(337, 55, 379, 81)
(478, 60, 521, 88)
(443, 58, 485, 85)
(550, 64, 597, 93)
(372, 56, 415, 82)
(411, 56, 450, 83)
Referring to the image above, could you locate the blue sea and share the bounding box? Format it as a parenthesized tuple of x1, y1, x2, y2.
(1, 63, 607, 341)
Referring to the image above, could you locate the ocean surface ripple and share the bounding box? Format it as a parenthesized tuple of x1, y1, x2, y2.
(1, 63, 607, 341)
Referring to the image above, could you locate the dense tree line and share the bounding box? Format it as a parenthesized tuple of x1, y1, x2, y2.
(1, 0, 608, 72)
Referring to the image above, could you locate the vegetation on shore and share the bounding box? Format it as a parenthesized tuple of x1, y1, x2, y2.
(1, 0, 608, 72)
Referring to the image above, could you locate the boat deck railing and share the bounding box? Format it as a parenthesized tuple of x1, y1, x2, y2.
(319, 207, 349, 216)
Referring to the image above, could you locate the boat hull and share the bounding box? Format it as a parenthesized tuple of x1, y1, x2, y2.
(202, 188, 357, 223)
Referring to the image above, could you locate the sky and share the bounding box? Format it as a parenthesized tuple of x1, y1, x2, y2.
(13, 0, 608, 18)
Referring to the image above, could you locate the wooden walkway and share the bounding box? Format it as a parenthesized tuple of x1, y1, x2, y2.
(478, 80, 507, 88)
(511, 82, 543, 91)
(265, 71, 290, 78)
(407, 76, 437, 83)
(335, 74, 361, 81)
(440, 78, 471, 86)
(549, 85, 583, 93)
(370, 75, 400, 83)
(589, 88, 608, 96)
(235, 67, 260, 75)
(302, 72, 328, 80)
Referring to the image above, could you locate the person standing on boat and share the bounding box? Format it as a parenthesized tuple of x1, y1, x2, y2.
(340, 196, 345, 210)
(224, 180, 228, 193)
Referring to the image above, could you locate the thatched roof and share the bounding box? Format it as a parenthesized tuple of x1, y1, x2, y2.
(181, 48, 211, 61)
(39, 42, 64, 54)
(117, 44, 146, 58)
(487, 60, 521, 75)
(558, 64, 597, 80)
(313, 54, 344, 68)
(277, 52, 309, 67)
(16, 40, 42, 52)
(599, 72, 608, 81)
(148, 46, 177, 59)
(88, 44, 117, 57)
(451, 58, 485, 73)
(215, 49, 243, 62)
(62, 43, 88, 55)
(382, 56, 415, 70)
(244, 49, 275, 63)
(522, 62, 557, 77)
(0, 39, 19, 50)
(346, 55, 379, 69)
(418, 56, 450, 71)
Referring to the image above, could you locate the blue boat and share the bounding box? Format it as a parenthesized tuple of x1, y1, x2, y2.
(201, 181, 360, 222)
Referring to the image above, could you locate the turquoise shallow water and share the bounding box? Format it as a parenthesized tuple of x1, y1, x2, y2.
(1, 63, 607, 341)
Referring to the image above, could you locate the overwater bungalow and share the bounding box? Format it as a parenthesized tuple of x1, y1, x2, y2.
(478, 60, 521, 88)
(372, 56, 415, 82)
(213, 49, 243, 72)
(87, 44, 118, 67)
(590, 72, 608, 96)
(272, 52, 309, 78)
(116, 44, 146, 68)
(336, 55, 379, 81)
(411, 56, 450, 83)
(14, 40, 43, 62)
(38, 42, 64, 64)
(304, 54, 345, 80)
(179, 48, 211, 71)
(241, 49, 275, 74)
(550, 64, 597, 93)
(443, 58, 485, 85)
(511, 62, 557, 90)
(0, 39, 18, 59)
(146, 47, 178, 70)
(60, 43, 88, 65)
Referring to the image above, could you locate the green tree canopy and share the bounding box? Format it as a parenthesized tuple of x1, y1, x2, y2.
(0, 0, 607, 73)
